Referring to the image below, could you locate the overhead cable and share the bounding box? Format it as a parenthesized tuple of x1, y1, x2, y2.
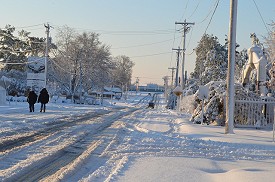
(252, 0, 271, 34)
(53, 25, 175, 35)
(130, 51, 171, 58)
(204, 0, 220, 35)
(14, 23, 44, 29)
(196, 1, 218, 25)
(169, 24, 178, 74)
(111, 36, 181, 49)
(188, 0, 200, 19)
(180, 0, 190, 21)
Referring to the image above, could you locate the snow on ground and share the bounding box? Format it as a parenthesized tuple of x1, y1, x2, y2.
(114, 109, 275, 182)
(1, 95, 275, 182)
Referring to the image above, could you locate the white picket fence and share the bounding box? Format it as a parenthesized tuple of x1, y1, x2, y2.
(235, 97, 275, 127)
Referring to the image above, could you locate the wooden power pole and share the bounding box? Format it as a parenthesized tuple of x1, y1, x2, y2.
(225, 0, 238, 134)
(175, 20, 195, 90)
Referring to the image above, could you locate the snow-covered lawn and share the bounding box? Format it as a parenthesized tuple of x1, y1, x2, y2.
(0, 100, 275, 182)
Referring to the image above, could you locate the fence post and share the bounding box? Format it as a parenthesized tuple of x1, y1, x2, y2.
(273, 105, 275, 142)
(201, 99, 204, 125)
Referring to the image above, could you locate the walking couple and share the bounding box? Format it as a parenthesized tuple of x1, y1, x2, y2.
(27, 88, 49, 112)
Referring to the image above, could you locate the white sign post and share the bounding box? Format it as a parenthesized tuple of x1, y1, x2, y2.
(173, 86, 183, 111)
(273, 112, 275, 142)
(273, 122, 275, 142)
(198, 86, 209, 125)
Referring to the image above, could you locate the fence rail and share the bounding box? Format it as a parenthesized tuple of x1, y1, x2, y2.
(235, 97, 275, 127)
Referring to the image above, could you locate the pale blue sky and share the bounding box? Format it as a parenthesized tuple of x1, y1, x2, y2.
(1, 0, 274, 85)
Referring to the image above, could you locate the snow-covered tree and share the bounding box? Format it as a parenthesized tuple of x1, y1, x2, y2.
(0, 25, 54, 96)
(184, 34, 248, 123)
(18, 29, 48, 57)
(190, 34, 247, 86)
(0, 25, 26, 71)
(112, 55, 134, 91)
(235, 49, 248, 83)
(264, 22, 275, 62)
(0, 25, 47, 71)
(191, 34, 228, 85)
(52, 26, 114, 96)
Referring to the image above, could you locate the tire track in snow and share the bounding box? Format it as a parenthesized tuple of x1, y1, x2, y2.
(79, 109, 152, 181)
(2, 107, 139, 182)
(0, 108, 127, 154)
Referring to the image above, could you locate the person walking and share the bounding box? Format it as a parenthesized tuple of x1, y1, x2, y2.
(38, 88, 49, 112)
(27, 90, 37, 112)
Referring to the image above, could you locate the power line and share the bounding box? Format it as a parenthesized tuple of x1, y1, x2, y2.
(168, 24, 178, 75)
(0, 32, 46, 45)
(186, 49, 195, 56)
(99, 32, 173, 36)
(50, 50, 76, 75)
(172, 47, 183, 86)
(0, 48, 42, 54)
(252, 0, 271, 34)
(0, 57, 45, 65)
(196, 1, 218, 25)
(130, 51, 171, 58)
(186, 26, 194, 49)
(14, 23, 45, 29)
(0, 23, 44, 30)
(180, 0, 190, 21)
(49, 58, 75, 75)
(54, 25, 175, 35)
(0, 62, 28, 65)
(111, 36, 181, 49)
(204, 0, 220, 35)
(188, 0, 200, 19)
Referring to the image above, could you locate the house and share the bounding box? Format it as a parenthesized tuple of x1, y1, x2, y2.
(89, 87, 122, 99)
(130, 84, 164, 92)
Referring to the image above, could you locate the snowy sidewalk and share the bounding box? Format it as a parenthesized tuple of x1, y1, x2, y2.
(115, 109, 275, 182)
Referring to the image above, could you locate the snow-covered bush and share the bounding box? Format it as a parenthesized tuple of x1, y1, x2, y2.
(190, 81, 226, 125)
(0, 70, 27, 96)
(189, 81, 262, 126)
(182, 79, 199, 96)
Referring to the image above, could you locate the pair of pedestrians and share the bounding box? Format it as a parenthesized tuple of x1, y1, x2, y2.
(27, 88, 49, 112)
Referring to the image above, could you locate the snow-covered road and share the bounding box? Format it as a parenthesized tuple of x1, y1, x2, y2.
(0, 103, 141, 181)
(1, 100, 275, 182)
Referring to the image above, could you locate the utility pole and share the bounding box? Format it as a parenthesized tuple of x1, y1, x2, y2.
(175, 20, 195, 90)
(162, 76, 169, 103)
(225, 0, 238, 134)
(168, 67, 176, 87)
(79, 58, 83, 100)
(172, 47, 183, 87)
(135, 77, 139, 93)
(44, 23, 51, 88)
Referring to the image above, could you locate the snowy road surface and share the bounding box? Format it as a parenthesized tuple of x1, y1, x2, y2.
(1, 100, 275, 181)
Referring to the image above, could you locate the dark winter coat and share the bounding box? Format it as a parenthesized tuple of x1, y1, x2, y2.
(38, 88, 49, 104)
(27, 91, 38, 104)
